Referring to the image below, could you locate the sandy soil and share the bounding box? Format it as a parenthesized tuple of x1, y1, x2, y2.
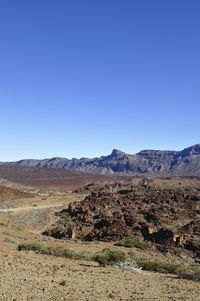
(0, 248, 200, 301)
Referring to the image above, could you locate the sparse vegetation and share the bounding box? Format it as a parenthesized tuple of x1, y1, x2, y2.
(176, 266, 200, 281)
(18, 243, 48, 253)
(115, 237, 150, 250)
(92, 247, 126, 266)
(130, 256, 200, 280)
(18, 243, 127, 267)
(18, 243, 200, 280)
(18, 243, 91, 261)
(132, 257, 183, 274)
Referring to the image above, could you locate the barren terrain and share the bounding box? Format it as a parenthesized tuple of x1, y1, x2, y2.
(0, 173, 199, 300)
(0, 165, 115, 190)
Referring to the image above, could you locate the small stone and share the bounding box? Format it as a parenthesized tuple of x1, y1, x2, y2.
(59, 280, 67, 286)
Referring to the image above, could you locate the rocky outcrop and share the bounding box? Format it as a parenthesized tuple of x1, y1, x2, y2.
(43, 183, 200, 257)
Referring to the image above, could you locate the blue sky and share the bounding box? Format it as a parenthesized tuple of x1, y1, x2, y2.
(0, 0, 200, 160)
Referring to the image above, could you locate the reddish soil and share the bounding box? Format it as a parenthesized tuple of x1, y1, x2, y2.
(0, 185, 32, 202)
(0, 165, 116, 191)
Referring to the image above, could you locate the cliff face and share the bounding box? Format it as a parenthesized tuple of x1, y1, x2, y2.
(5, 144, 200, 176)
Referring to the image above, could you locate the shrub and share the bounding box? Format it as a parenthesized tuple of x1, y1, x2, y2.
(129, 256, 200, 279)
(18, 243, 48, 253)
(176, 266, 200, 281)
(72, 252, 91, 261)
(131, 257, 183, 274)
(92, 252, 110, 266)
(63, 249, 91, 261)
(92, 247, 126, 266)
(18, 243, 91, 261)
(115, 237, 150, 250)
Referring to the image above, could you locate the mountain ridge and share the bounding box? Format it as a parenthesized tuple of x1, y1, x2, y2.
(2, 144, 200, 176)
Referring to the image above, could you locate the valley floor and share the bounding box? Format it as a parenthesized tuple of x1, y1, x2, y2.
(0, 182, 199, 301)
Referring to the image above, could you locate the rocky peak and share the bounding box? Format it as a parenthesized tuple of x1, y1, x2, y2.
(110, 149, 126, 157)
(179, 144, 200, 158)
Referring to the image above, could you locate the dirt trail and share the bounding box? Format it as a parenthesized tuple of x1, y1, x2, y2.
(0, 202, 63, 213)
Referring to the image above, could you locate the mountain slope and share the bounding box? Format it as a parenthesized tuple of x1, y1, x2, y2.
(3, 144, 200, 176)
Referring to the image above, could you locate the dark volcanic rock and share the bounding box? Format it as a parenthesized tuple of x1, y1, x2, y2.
(43, 183, 200, 258)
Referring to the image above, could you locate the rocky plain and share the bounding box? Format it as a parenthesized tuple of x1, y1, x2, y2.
(0, 165, 200, 300)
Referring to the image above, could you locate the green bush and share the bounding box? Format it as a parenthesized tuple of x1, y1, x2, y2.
(115, 237, 150, 250)
(132, 257, 183, 274)
(176, 266, 200, 281)
(73, 252, 91, 261)
(92, 252, 109, 266)
(18, 243, 91, 261)
(18, 243, 48, 253)
(129, 255, 200, 279)
(92, 247, 126, 266)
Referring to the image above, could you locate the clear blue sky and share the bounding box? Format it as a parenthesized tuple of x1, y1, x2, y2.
(0, 0, 200, 160)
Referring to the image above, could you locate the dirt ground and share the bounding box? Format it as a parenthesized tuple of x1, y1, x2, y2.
(0, 183, 200, 301)
(0, 165, 116, 191)
(1, 248, 200, 301)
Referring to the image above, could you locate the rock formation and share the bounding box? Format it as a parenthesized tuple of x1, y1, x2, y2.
(43, 183, 200, 257)
(4, 144, 200, 176)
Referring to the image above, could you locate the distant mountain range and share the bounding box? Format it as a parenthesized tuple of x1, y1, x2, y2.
(3, 144, 200, 176)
